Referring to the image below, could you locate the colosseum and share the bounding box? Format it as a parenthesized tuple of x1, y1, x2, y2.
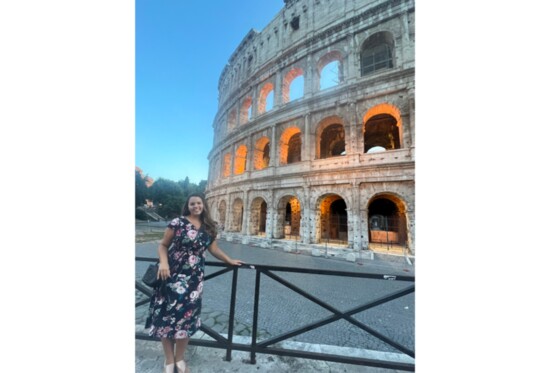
(205, 0, 415, 261)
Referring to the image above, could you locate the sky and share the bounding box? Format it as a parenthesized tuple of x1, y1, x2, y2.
(136, 0, 286, 184)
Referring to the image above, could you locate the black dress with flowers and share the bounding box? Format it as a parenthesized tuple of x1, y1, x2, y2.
(145, 216, 213, 339)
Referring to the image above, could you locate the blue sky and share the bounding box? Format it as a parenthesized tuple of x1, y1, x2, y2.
(136, 0, 285, 184)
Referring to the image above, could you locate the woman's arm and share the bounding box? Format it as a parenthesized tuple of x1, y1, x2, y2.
(207, 240, 244, 266)
(157, 227, 175, 280)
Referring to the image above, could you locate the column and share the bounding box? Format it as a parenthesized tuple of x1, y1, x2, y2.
(304, 113, 311, 161)
(352, 183, 361, 250)
(270, 124, 277, 167)
(274, 69, 283, 109)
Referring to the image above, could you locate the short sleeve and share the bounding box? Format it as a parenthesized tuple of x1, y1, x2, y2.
(167, 217, 181, 230)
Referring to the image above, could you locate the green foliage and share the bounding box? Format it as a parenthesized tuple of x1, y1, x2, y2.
(136, 172, 208, 219)
(135, 208, 149, 221)
(135, 170, 150, 208)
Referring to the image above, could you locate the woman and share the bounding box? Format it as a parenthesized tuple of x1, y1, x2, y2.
(145, 193, 244, 373)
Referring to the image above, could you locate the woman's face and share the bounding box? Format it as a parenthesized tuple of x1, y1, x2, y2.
(188, 196, 204, 216)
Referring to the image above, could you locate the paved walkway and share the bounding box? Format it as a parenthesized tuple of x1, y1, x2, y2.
(135, 232, 414, 372)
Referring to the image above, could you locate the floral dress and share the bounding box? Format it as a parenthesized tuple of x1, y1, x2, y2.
(145, 216, 213, 339)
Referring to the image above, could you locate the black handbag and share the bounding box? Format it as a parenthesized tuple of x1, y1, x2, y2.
(142, 263, 162, 287)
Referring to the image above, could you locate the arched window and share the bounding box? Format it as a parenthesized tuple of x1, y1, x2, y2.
(240, 97, 252, 124)
(280, 127, 302, 165)
(317, 51, 344, 91)
(364, 114, 400, 153)
(320, 123, 346, 158)
(320, 61, 340, 90)
(227, 109, 237, 131)
(254, 137, 270, 170)
(282, 67, 304, 103)
(361, 32, 394, 76)
(258, 82, 274, 114)
(223, 153, 232, 178)
(234, 145, 247, 175)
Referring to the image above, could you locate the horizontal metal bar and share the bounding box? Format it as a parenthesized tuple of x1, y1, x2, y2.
(135, 256, 158, 263)
(259, 270, 415, 357)
(135, 258, 414, 281)
(135, 281, 153, 297)
(135, 298, 150, 307)
(204, 267, 234, 281)
(239, 263, 414, 281)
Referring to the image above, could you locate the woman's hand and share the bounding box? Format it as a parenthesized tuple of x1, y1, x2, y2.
(227, 258, 244, 266)
(158, 262, 170, 280)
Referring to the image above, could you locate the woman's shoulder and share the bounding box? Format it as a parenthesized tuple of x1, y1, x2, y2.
(167, 216, 185, 229)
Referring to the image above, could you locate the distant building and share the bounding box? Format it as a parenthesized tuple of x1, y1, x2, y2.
(206, 0, 415, 260)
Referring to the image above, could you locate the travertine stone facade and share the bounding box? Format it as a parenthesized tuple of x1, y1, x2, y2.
(206, 0, 415, 259)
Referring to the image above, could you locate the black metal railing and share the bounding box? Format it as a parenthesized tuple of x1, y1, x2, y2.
(136, 257, 415, 372)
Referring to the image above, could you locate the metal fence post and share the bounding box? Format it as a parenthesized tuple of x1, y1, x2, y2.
(225, 266, 239, 361)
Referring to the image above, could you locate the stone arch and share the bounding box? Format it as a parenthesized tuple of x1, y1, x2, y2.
(227, 108, 237, 131)
(315, 115, 346, 159)
(282, 67, 304, 104)
(217, 200, 227, 229)
(253, 137, 270, 170)
(249, 196, 268, 235)
(274, 195, 301, 239)
(279, 126, 302, 165)
(234, 144, 248, 175)
(363, 103, 403, 153)
(366, 192, 408, 247)
(229, 198, 244, 232)
(240, 96, 253, 124)
(316, 50, 344, 91)
(222, 153, 232, 178)
(360, 31, 395, 76)
(314, 193, 348, 244)
(258, 82, 274, 114)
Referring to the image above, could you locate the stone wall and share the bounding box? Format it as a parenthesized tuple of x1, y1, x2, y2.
(206, 0, 415, 258)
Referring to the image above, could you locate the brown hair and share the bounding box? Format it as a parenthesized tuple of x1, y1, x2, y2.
(181, 193, 217, 238)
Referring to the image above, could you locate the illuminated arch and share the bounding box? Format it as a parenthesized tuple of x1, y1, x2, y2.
(279, 126, 302, 165)
(315, 115, 346, 159)
(234, 145, 247, 175)
(222, 153, 232, 178)
(363, 103, 403, 152)
(253, 137, 270, 170)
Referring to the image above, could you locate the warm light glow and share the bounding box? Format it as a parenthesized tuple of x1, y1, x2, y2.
(316, 115, 345, 159)
(223, 153, 232, 177)
(363, 103, 402, 129)
(234, 145, 247, 175)
(254, 137, 270, 170)
(279, 126, 301, 165)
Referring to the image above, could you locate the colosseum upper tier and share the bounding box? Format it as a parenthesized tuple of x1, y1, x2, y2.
(206, 0, 415, 259)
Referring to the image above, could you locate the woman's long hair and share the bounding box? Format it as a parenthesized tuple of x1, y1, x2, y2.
(181, 193, 217, 238)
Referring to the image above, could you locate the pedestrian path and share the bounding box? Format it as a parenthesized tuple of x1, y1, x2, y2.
(135, 238, 414, 372)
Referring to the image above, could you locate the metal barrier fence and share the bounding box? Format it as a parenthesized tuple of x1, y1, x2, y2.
(135, 257, 415, 372)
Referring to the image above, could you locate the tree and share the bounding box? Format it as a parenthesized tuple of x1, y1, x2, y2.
(135, 170, 149, 208)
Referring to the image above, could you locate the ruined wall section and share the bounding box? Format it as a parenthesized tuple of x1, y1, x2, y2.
(207, 0, 416, 257)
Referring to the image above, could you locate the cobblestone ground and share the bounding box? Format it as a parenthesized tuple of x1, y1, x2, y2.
(136, 237, 414, 356)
